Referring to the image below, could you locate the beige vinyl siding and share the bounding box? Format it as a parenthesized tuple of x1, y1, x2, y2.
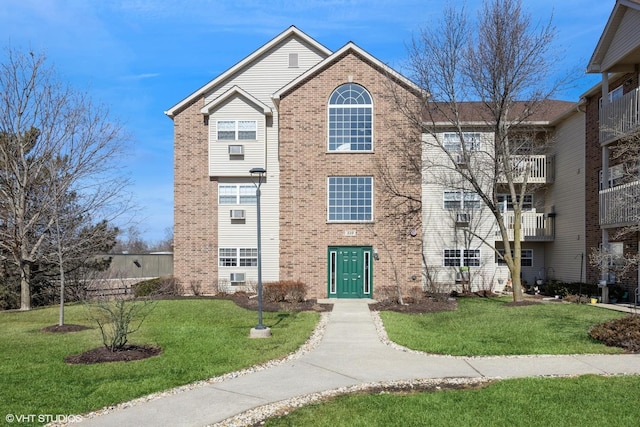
(204, 37, 326, 110)
(601, 8, 640, 72)
(209, 97, 265, 177)
(217, 177, 279, 286)
(422, 132, 500, 290)
(208, 37, 320, 288)
(545, 111, 586, 283)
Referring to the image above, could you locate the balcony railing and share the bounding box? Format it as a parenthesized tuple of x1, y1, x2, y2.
(600, 180, 640, 227)
(600, 87, 640, 144)
(498, 155, 554, 184)
(498, 212, 555, 241)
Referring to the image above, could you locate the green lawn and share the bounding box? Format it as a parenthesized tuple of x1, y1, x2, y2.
(0, 300, 319, 424)
(265, 375, 640, 427)
(380, 297, 629, 355)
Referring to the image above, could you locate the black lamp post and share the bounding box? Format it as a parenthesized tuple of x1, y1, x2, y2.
(249, 167, 270, 337)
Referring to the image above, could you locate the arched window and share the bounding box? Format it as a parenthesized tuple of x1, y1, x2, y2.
(328, 83, 372, 151)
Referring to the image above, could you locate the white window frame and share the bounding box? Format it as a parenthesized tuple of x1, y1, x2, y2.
(497, 194, 533, 212)
(219, 184, 256, 205)
(327, 176, 373, 222)
(327, 83, 373, 152)
(216, 120, 257, 141)
(442, 132, 481, 152)
(443, 190, 481, 210)
(443, 249, 480, 267)
(218, 248, 258, 267)
(497, 249, 533, 267)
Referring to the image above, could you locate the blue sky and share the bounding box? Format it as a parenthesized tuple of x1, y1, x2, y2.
(0, 0, 614, 243)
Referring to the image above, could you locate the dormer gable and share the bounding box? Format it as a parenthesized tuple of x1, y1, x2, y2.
(201, 86, 272, 116)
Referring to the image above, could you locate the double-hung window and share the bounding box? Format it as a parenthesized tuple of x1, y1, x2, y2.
(496, 249, 533, 267)
(219, 184, 256, 205)
(217, 120, 257, 140)
(218, 248, 258, 267)
(497, 194, 533, 211)
(443, 132, 481, 152)
(328, 176, 373, 221)
(443, 249, 480, 267)
(328, 83, 372, 151)
(443, 190, 481, 210)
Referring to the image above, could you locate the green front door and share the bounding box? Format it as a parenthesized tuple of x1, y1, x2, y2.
(328, 246, 372, 298)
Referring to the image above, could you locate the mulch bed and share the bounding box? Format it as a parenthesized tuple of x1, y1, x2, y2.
(217, 292, 334, 312)
(65, 345, 162, 365)
(42, 324, 91, 333)
(369, 298, 458, 313)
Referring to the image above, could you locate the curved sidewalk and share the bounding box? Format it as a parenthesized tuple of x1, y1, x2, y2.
(77, 300, 640, 427)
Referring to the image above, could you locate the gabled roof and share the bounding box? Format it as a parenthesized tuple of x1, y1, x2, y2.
(587, 0, 640, 73)
(165, 26, 332, 118)
(272, 42, 423, 103)
(200, 85, 272, 116)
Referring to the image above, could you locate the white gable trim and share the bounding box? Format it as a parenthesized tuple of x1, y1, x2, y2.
(272, 42, 423, 103)
(165, 26, 332, 118)
(587, 0, 640, 73)
(201, 86, 272, 116)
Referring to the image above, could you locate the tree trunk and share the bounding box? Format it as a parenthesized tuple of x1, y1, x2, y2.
(20, 264, 31, 311)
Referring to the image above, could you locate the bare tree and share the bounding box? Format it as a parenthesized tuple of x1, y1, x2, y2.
(0, 47, 130, 310)
(399, 0, 568, 301)
(84, 275, 156, 352)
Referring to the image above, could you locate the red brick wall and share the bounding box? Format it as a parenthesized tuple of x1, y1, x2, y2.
(172, 97, 219, 294)
(278, 52, 423, 298)
(584, 72, 639, 284)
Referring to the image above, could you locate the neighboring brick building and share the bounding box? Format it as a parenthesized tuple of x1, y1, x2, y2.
(583, 0, 640, 300)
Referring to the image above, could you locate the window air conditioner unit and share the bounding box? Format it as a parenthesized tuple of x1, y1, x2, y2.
(228, 145, 244, 155)
(230, 273, 246, 284)
(456, 213, 471, 226)
(455, 153, 469, 168)
(230, 209, 246, 220)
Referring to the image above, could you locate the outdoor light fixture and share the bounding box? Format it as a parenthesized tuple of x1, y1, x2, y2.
(249, 167, 271, 338)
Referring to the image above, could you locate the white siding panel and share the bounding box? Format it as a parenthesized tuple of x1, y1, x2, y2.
(205, 37, 326, 109)
(209, 98, 265, 177)
(217, 178, 279, 285)
(422, 132, 500, 291)
(545, 111, 586, 283)
(211, 34, 323, 289)
(602, 9, 640, 71)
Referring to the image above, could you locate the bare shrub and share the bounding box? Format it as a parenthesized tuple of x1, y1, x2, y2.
(590, 315, 640, 352)
(189, 280, 202, 296)
(376, 285, 399, 303)
(406, 286, 425, 303)
(264, 280, 307, 303)
(84, 277, 156, 352)
(564, 293, 591, 304)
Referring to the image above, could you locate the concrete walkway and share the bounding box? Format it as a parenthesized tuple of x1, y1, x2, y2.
(78, 300, 640, 427)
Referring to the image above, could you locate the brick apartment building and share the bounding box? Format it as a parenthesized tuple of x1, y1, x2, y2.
(165, 2, 640, 300)
(165, 27, 423, 298)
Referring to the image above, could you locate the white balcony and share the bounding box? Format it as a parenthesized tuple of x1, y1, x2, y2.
(498, 155, 554, 184)
(600, 180, 640, 227)
(600, 87, 640, 144)
(498, 212, 555, 241)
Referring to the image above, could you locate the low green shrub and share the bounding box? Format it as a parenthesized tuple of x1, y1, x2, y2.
(543, 281, 597, 298)
(264, 280, 307, 302)
(133, 276, 182, 297)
